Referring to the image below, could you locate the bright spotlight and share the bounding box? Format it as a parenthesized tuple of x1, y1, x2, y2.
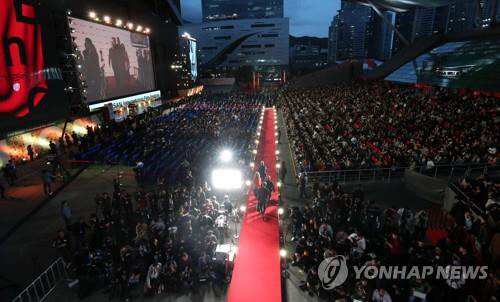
(240, 205, 246, 212)
(127, 22, 134, 30)
(280, 249, 287, 257)
(276, 163, 281, 168)
(275, 140, 278, 144)
(245, 180, 251, 186)
(115, 19, 123, 26)
(257, 132, 261, 137)
(277, 181, 282, 187)
(89, 11, 96, 18)
(250, 162, 255, 168)
(278, 207, 284, 215)
(212, 169, 242, 190)
(144, 28, 150, 34)
(252, 149, 257, 154)
(219, 149, 233, 162)
(255, 140, 259, 145)
(136, 25, 143, 32)
(276, 150, 280, 155)
(103, 15, 111, 23)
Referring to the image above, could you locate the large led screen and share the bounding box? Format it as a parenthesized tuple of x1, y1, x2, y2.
(385, 39, 500, 91)
(70, 18, 155, 104)
(1, 0, 68, 137)
(189, 39, 198, 82)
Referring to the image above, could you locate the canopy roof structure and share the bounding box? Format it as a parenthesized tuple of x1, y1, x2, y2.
(349, 0, 455, 12)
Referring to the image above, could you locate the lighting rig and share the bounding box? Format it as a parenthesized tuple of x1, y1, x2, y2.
(86, 10, 150, 34)
(55, 9, 88, 115)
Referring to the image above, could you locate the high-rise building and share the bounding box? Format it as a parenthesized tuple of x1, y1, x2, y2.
(392, 9, 416, 55)
(330, 0, 393, 61)
(373, 11, 394, 60)
(328, 16, 339, 62)
(413, 6, 448, 39)
(180, 18, 289, 68)
(202, 0, 283, 22)
(392, 0, 498, 56)
(447, 1, 475, 33)
(187, 0, 289, 74)
(336, 1, 374, 59)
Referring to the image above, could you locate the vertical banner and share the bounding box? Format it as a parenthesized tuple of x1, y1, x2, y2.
(0, 0, 48, 117)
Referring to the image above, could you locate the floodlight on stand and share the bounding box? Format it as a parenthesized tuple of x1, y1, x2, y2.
(278, 207, 284, 215)
(211, 169, 242, 190)
(219, 149, 233, 162)
(280, 249, 287, 257)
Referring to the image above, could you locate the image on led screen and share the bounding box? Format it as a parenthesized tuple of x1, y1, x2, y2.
(70, 18, 155, 103)
(385, 39, 500, 91)
(189, 39, 198, 82)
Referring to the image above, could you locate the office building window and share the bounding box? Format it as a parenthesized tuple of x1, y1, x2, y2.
(251, 23, 275, 28)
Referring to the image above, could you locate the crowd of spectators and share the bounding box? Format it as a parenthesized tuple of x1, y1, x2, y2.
(282, 82, 499, 172)
(52, 93, 268, 300)
(285, 181, 500, 301)
(456, 174, 500, 213)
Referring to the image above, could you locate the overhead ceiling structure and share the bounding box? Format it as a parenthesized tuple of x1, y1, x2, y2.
(349, 0, 455, 12)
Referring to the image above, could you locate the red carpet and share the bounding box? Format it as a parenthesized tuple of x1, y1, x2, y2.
(228, 108, 281, 302)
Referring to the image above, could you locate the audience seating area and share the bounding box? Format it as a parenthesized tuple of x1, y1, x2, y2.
(78, 94, 268, 183)
(281, 81, 499, 173)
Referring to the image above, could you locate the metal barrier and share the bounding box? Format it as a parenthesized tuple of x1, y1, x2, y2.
(12, 257, 67, 302)
(304, 164, 499, 185)
(449, 182, 485, 216)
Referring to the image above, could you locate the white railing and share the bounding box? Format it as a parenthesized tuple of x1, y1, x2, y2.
(11, 257, 67, 302)
(304, 164, 499, 185)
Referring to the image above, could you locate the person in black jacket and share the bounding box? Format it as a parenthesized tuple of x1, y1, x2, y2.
(264, 176, 275, 202)
(256, 185, 270, 217)
(258, 161, 267, 179)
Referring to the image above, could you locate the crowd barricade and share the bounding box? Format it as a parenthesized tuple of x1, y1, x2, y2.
(11, 257, 67, 302)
